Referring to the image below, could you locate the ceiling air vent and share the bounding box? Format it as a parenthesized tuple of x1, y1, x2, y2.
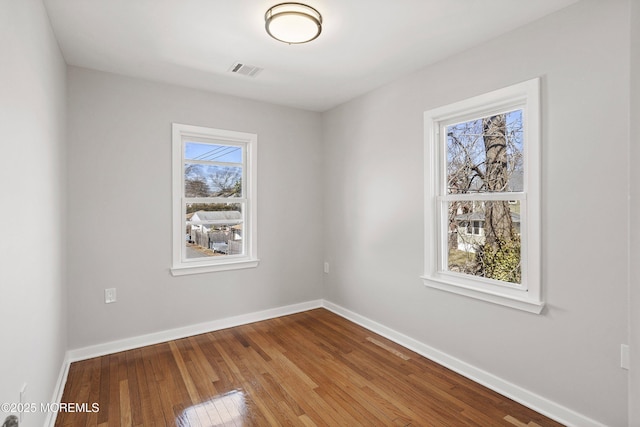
(229, 62, 263, 78)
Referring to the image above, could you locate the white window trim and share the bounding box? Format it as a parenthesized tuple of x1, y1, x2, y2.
(171, 123, 259, 276)
(422, 78, 543, 314)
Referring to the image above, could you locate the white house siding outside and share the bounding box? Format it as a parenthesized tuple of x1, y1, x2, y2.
(187, 210, 242, 255)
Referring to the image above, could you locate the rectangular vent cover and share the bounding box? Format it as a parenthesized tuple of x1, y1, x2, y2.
(229, 62, 263, 77)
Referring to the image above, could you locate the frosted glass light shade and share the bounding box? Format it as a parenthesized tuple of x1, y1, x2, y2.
(265, 3, 322, 44)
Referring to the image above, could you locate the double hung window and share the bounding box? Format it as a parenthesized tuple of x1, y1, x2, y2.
(171, 123, 258, 275)
(423, 79, 542, 313)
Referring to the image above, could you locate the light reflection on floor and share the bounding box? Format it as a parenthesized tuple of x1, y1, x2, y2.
(177, 389, 247, 426)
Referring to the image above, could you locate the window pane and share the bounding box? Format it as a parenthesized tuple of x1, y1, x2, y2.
(185, 203, 244, 259)
(446, 200, 521, 284)
(185, 163, 242, 198)
(185, 142, 242, 163)
(446, 110, 523, 194)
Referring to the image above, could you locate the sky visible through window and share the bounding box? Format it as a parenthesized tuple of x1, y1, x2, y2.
(184, 142, 243, 198)
(446, 109, 523, 194)
(185, 141, 242, 163)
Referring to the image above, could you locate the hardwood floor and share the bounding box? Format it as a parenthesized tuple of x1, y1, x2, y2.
(56, 309, 564, 426)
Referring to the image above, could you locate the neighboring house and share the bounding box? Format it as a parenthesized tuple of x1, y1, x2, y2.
(189, 210, 242, 233)
(187, 210, 243, 254)
(454, 209, 521, 253)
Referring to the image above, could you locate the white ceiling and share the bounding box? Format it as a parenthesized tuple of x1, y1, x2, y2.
(43, 0, 579, 112)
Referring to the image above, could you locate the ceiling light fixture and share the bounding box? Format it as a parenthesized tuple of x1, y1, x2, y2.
(265, 3, 322, 44)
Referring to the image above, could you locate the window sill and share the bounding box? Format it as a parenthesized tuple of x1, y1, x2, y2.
(421, 275, 544, 314)
(171, 259, 260, 276)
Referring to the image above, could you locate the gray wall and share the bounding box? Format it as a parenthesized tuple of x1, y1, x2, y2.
(5, 1, 636, 425)
(322, 1, 629, 425)
(0, 0, 67, 425)
(630, 0, 640, 424)
(66, 67, 324, 349)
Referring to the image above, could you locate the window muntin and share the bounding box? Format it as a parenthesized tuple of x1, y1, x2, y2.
(423, 79, 542, 313)
(172, 124, 258, 275)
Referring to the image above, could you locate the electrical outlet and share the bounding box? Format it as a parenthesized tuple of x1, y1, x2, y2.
(105, 288, 117, 304)
(323, 262, 330, 274)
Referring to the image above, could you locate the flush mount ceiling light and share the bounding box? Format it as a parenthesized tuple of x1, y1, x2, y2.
(265, 3, 322, 44)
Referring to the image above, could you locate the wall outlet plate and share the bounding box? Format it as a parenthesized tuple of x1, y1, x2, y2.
(105, 288, 117, 304)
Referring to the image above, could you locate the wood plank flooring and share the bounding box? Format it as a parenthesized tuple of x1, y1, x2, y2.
(55, 309, 564, 426)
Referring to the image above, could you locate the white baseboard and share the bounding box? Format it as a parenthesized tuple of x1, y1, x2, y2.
(45, 352, 71, 427)
(54, 298, 604, 427)
(321, 300, 606, 427)
(67, 299, 323, 362)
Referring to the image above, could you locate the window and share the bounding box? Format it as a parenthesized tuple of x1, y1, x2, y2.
(423, 79, 542, 313)
(466, 220, 482, 236)
(171, 123, 258, 275)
